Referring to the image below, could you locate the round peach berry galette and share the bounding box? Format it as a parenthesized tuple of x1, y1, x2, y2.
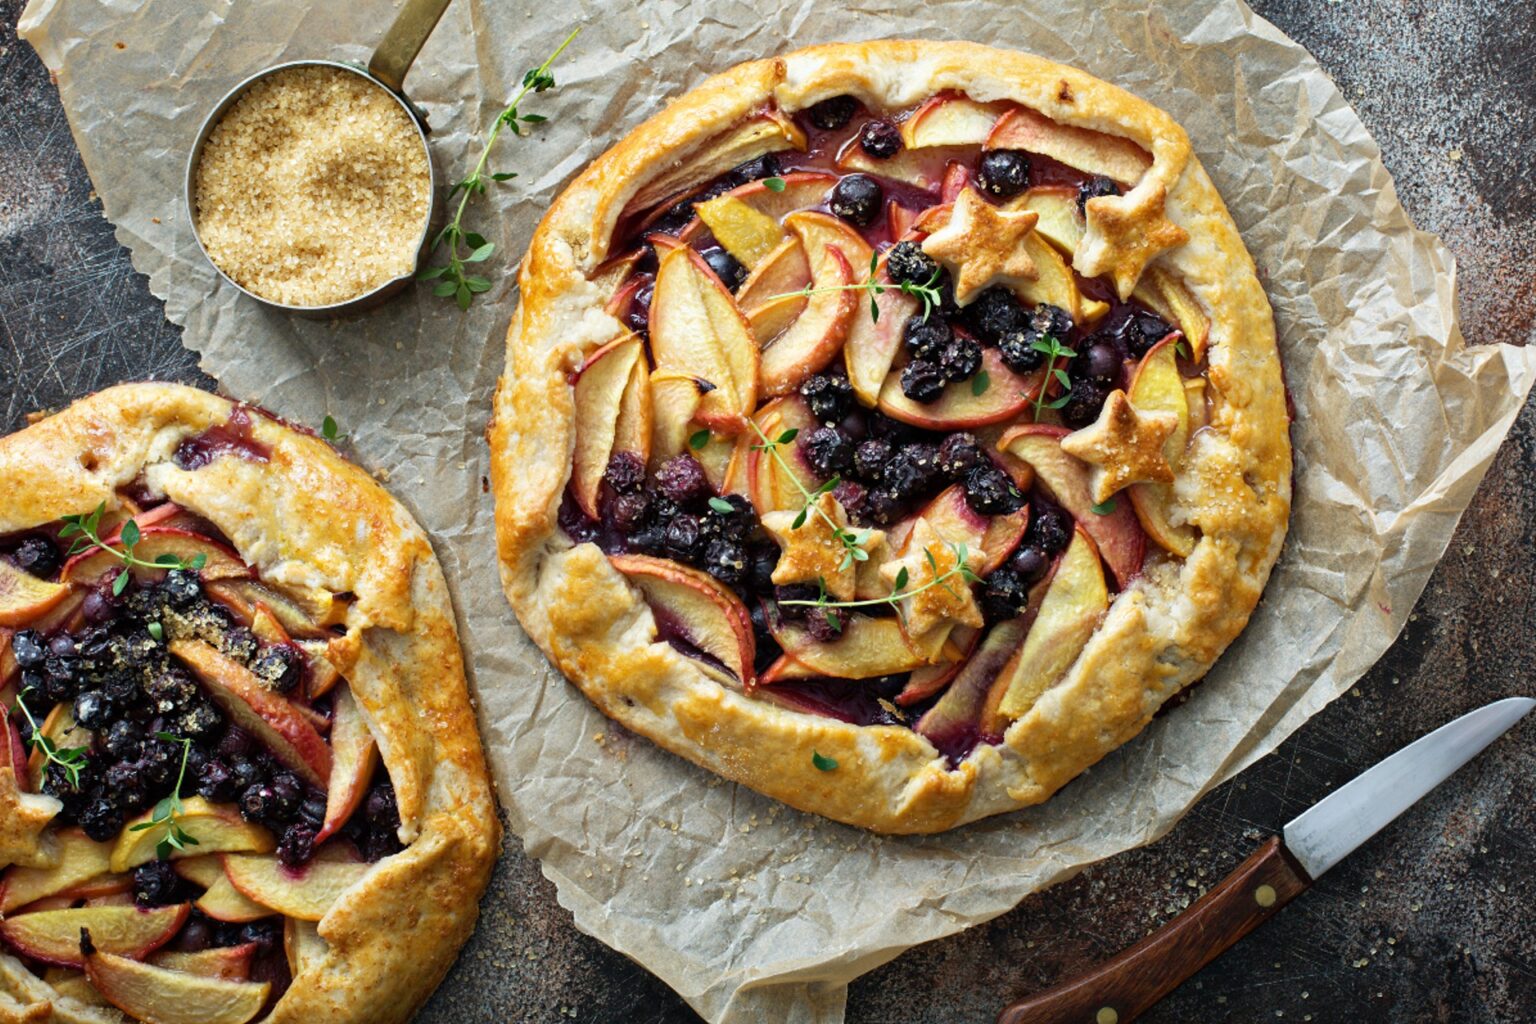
(0, 385, 498, 1023)
(491, 41, 1291, 834)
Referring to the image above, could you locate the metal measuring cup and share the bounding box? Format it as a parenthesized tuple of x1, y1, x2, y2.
(184, 0, 453, 318)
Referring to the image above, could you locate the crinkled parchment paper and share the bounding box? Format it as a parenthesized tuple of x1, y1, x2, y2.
(20, 0, 1536, 1019)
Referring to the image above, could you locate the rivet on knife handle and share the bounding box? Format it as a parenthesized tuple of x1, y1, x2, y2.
(995, 837, 1310, 1024)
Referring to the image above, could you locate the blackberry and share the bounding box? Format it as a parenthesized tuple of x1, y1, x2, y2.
(664, 514, 703, 558)
(831, 479, 868, 519)
(965, 466, 1025, 514)
(138, 740, 179, 790)
(964, 286, 1027, 346)
(277, 823, 318, 867)
(705, 493, 754, 543)
(11, 630, 45, 668)
(853, 438, 893, 484)
(976, 149, 1031, 198)
(161, 569, 201, 607)
(604, 451, 647, 494)
(1028, 505, 1072, 556)
(730, 153, 781, 185)
(902, 314, 952, 361)
(858, 120, 901, 159)
(982, 569, 1030, 620)
(1061, 378, 1109, 428)
(103, 720, 142, 761)
(365, 783, 400, 830)
(655, 455, 711, 506)
(73, 690, 114, 731)
(35, 668, 77, 706)
(808, 95, 858, 130)
(608, 491, 650, 532)
(861, 488, 904, 526)
(936, 433, 987, 479)
(133, 860, 182, 907)
(220, 627, 258, 663)
(800, 373, 853, 424)
(1082, 339, 1122, 383)
(173, 700, 222, 739)
(885, 241, 940, 287)
(1010, 545, 1049, 585)
(830, 174, 883, 227)
(701, 247, 746, 291)
(703, 539, 747, 586)
(103, 762, 147, 810)
(79, 797, 126, 843)
(1028, 302, 1075, 342)
(144, 670, 197, 717)
(883, 443, 940, 499)
(803, 427, 855, 477)
(1114, 310, 1173, 359)
(864, 410, 911, 441)
(251, 646, 301, 694)
(804, 609, 845, 643)
(197, 759, 239, 802)
(937, 338, 983, 382)
(1077, 174, 1120, 213)
(899, 361, 947, 404)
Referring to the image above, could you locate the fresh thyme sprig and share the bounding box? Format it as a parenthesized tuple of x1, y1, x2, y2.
(418, 29, 580, 309)
(59, 503, 207, 597)
(748, 420, 873, 572)
(768, 252, 946, 325)
(13, 690, 87, 791)
(320, 415, 346, 443)
(128, 733, 200, 861)
(1031, 334, 1077, 421)
(777, 542, 980, 620)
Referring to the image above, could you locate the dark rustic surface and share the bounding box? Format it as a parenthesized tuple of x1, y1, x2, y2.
(3, 0, 1533, 1020)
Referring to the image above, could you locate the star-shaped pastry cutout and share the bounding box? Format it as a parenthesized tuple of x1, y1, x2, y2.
(1060, 390, 1179, 503)
(879, 518, 984, 652)
(921, 186, 1039, 305)
(1074, 181, 1190, 300)
(762, 492, 884, 603)
(0, 769, 61, 871)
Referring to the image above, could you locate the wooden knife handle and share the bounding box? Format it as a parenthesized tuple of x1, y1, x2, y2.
(996, 837, 1311, 1024)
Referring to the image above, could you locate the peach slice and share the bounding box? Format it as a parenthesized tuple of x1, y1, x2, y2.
(1127, 337, 1197, 557)
(1012, 186, 1084, 256)
(746, 293, 811, 347)
(316, 686, 377, 845)
(991, 526, 1108, 722)
(902, 95, 1013, 149)
(649, 247, 759, 432)
(591, 249, 644, 305)
(836, 140, 973, 189)
(171, 856, 271, 924)
(914, 614, 1035, 750)
(0, 903, 187, 967)
(222, 850, 371, 923)
(40, 967, 113, 1008)
(204, 580, 329, 640)
(296, 638, 344, 700)
(1185, 377, 1209, 433)
(999, 423, 1147, 587)
(171, 640, 332, 789)
(896, 625, 980, 705)
(110, 797, 275, 874)
(571, 334, 647, 518)
(985, 106, 1152, 185)
(0, 560, 69, 628)
(84, 942, 270, 1024)
(1, 629, 16, 694)
(150, 943, 258, 983)
(647, 371, 709, 466)
(878, 348, 1043, 430)
(737, 235, 811, 313)
(761, 615, 930, 682)
(719, 171, 837, 224)
(695, 194, 785, 269)
(627, 109, 807, 214)
(757, 211, 874, 394)
(284, 917, 327, 978)
(62, 527, 250, 589)
(844, 265, 919, 406)
(21, 587, 86, 638)
(0, 829, 113, 913)
(914, 485, 1030, 576)
(1011, 230, 1108, 325)
(2, 710, 28, 789)
(608, 554, 756, 686)
(1132, 267, 1211, 360)
(746, 397, 824, 515)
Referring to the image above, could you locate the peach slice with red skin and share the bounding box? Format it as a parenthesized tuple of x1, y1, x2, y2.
(998, 423, 1147, 587)
(901, 95, 1014, 149)
(715, 171, 838, 226)
(316, 685, 377, 844)
(204, 579, 330, 641)
(879, 348, 1044, 430)
(844, 256, 920, 405)
(171, 639, 332, 789)
(761, 615, 932, 683)
(109, 797, 274, 875)
(896, 625, 980, 706)
(222, 848, 371, 923)
(62, 527, 250, 589)
(913, 484, 1030, 577)
(1133, 267, 1212, 360)
(647, 371, 709, 466)
(746, 397, 825, 515)
(737, 236, 811, 315)
(625, 109, 807, 215)
(914, 612, 1038, 752)
(0, 903, 187, 967)
(608, 553, 756, 687)
(173, 856, 270, 924)
(2, 710, 28, 790)
(985, 106, 1152, 185)
(1126, 336, 1197, 556)
(151, 943, 259, 983)
(0, 828, 113, 913)
(571, 333, 648, 517)
(84, 940, 270, 1024)
(0, 560, 70, 628)
(649, 246, 759, 433)
(836, 138, 973, 190)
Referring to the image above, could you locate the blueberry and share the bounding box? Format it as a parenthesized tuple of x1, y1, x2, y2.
(701, 247, 746, 290)
(197, 759, 238, 802)
(1061, 378, 1109, 427)
(10, 536, 60, 579)
(830, 174, 883, 227)
(79, 797, 126, 843)
(1029, 303, 1075, 342)
(976, 149, 1031, 198)
(883, 444, 940, 499)
(177, 917, 214, 953)
(998, 334, 1044, 373)
(1115, 310, 1173, 359)
(937, 338, 983, 382)
(1010, 545, 1049, 584)
(103, 720, 141, 761)
(277, 823, 318, 867)
(238, 920, 281, 954)
(1083, 340, 1122, 383)
(899, 361, 947, 404)
(703, 539, 747, 586)
(858, 120, 902, 159)
(220, 627, 258, 663)
(803, 427, 855, 477)
(747, 545, 778, 592)
(230, 755, 265, 791)
(853, 438, 893, 484)
(902, 314, 952, 361)
(133, 860, 182, 907)
(862, 488, 905, 526)
(1029, 505, 1072, 556)
(251, 646, 301, 694)
(1077, 174, 1120, 213)
(161, 569, 201, 607)
(11, 630, 45, 668)
(81, 588, 118, 624)
(603, 451, 647, 495)
(982, 569, 1030, 620)
(800, 373, 853, 424)
(365, 783, 400, 830)
(965, 466, 1024, 515)
(299, 793, 328, 829)
(174, 700, 222, 739)
(705, 493, 754, 543)
(655, 455, 711, 506)
(885, 241, 940, 287)
(730, 153, 781, 185)
(936, 433, 987, 479)
(626, 278, 654, 334)
(239, 783, 278, 824)
(664, 514, 703, 558)
(217, 727, 253, 759)
(808, 95, 858, 130)
(608, 491, 651, 532)
(73, 690, 113, 731)
(803, 609, 845, 643)
(964, 286, 1028, 346)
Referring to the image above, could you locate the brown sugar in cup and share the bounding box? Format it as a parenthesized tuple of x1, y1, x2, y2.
(189, 62, 434, 313)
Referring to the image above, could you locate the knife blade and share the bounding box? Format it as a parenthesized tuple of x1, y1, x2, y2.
(996, 698, 1534, 1024)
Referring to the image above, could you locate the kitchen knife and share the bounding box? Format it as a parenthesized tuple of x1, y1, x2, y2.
(996, 697, 1534, 1024)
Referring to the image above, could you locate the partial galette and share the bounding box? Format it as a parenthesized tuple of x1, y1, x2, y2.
(492, 42, 1290, 833)
(0, 385, 497, 1023)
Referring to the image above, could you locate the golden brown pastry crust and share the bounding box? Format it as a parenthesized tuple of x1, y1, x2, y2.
(491, 40, 1290, 833)
(0, 383, 499, 1024)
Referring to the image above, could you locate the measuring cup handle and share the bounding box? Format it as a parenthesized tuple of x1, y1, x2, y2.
(368, 0, 453, 92)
